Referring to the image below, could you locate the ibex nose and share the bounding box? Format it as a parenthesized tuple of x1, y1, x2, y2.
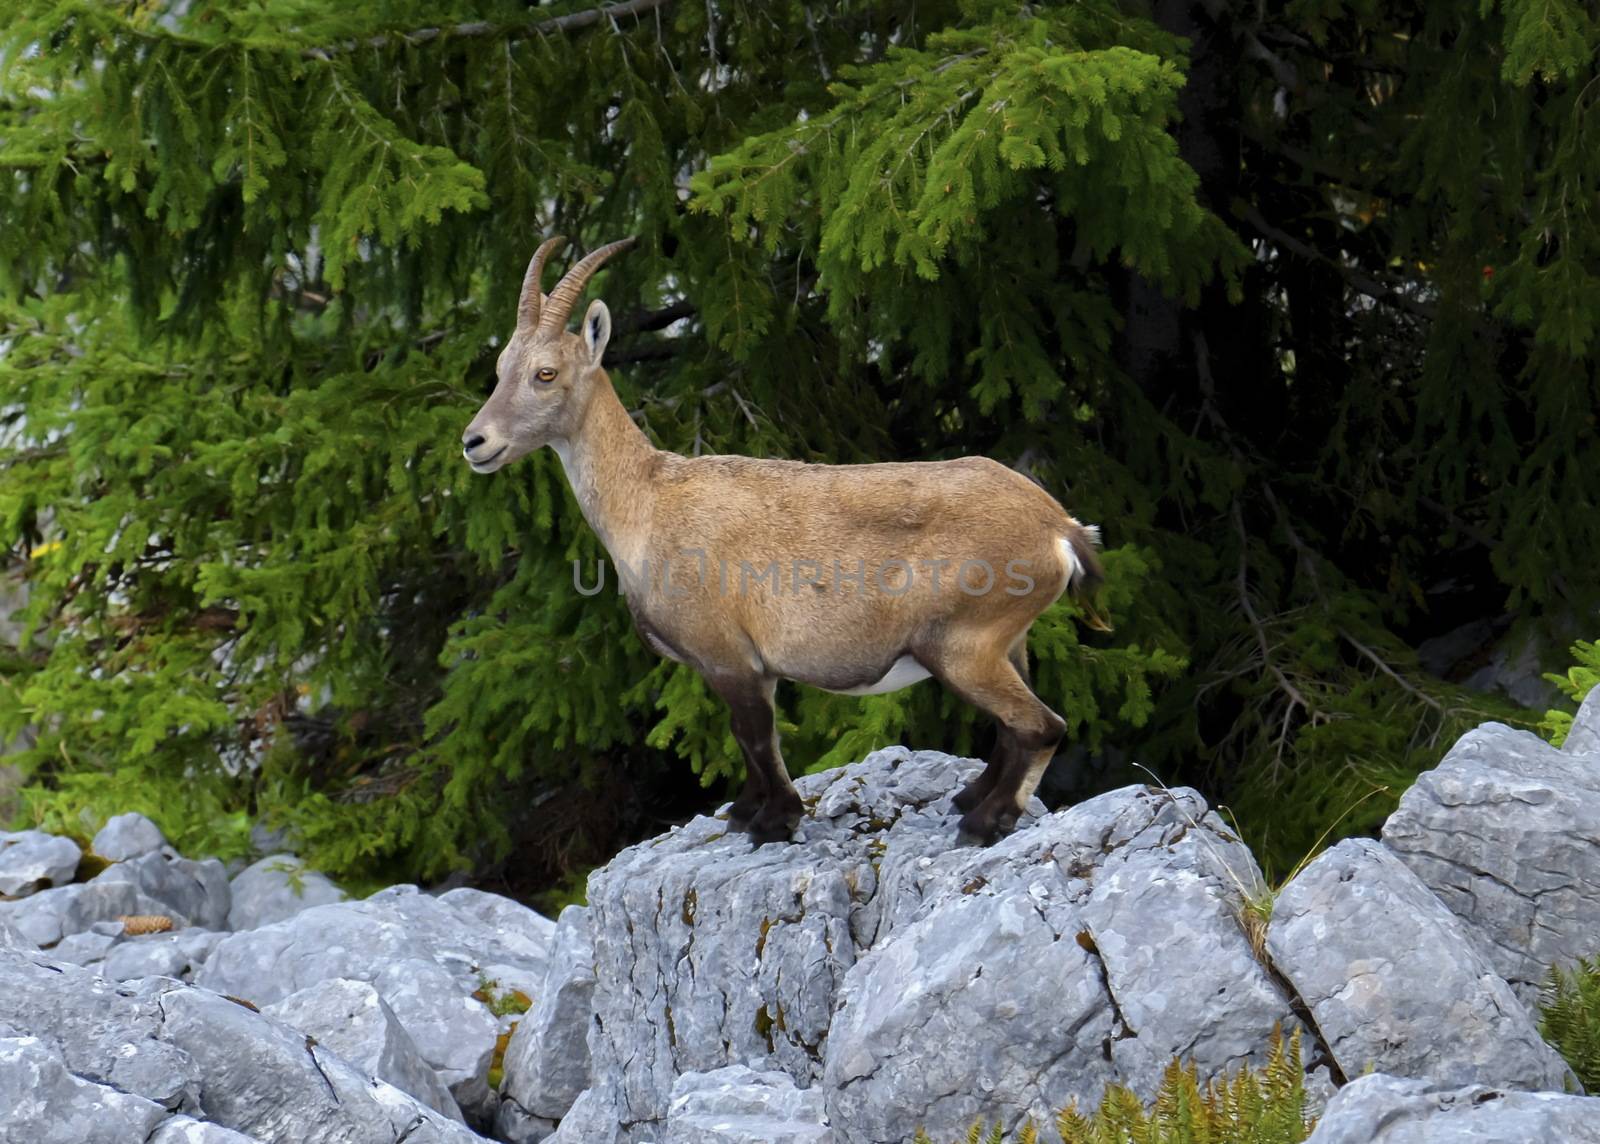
(463, 431, 487, 452)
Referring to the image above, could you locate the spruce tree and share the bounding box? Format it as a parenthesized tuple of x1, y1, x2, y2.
(1, 0, 1594, 884)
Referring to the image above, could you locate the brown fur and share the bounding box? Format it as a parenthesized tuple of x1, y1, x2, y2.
(464, 239, 1107, 845)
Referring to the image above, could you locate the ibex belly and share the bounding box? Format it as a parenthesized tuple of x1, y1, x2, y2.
(816, 654, 932, 695)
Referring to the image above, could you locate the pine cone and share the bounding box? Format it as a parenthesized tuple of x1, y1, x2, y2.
(117, 914, 175, 935)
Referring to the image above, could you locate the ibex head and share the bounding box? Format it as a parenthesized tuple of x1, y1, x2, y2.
(462, 236, 635, 473)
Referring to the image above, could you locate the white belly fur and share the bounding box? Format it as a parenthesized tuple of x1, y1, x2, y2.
(822, 655, 933, 696)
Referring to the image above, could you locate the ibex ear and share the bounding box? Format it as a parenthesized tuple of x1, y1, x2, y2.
(582, 299, 612, 366)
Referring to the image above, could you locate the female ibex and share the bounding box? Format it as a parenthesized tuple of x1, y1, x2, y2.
(463, 238, 1108, 845)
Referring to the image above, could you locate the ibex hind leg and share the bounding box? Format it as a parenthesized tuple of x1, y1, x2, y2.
(725, 751, 768, 829)
(950, 640, 1031, 816)
(929, 642, 1064, 846)
(711, 674, 803, 845)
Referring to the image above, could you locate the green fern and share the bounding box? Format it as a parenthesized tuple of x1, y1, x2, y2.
(1540, 955, 1600, 1091)
(1540, 640, 1600, 748)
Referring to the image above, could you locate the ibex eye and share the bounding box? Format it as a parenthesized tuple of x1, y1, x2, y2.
(535, 367, 558, 383)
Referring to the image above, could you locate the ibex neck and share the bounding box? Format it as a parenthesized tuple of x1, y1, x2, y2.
(550, 374, 657, 567)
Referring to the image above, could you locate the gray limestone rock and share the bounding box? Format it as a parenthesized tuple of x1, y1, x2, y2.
(198, 882, 553, 1121)
(544, 1086, 624, 1144)
(263, 977, 464, 1120)
(0, 878, 188, 950)
(1267, 837, 1574, 1092)
(0, 946, 486, 1142)
(101, 929, 226, 983)
(1305, 1074, 1600, 1143)
(579, 747, 1300, 1143)
(150, 983, 486, 1143)
(91, 812, 168, 862)
(1382, 722, 1600, 1003)
(48, 926, 124, 966)
(146, 1118, 260, 1143)
(0, 948, 204, 1111)
(491, 1101, 558, 1144)
(499, 904, 596, 1121)
(823, 779, 1291, 1144)
(662, 1065, 832, 1144)
(0, 1034, 170, 1144)
(1567, 687, 1600, 756)
(226, 853, 346, 931)
(0, 829, 80, 896)
(94, 851, 231, 931)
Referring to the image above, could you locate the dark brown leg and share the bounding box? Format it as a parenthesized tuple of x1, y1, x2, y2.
(726, 757, 768, 829)
(709, 674, 802, 845)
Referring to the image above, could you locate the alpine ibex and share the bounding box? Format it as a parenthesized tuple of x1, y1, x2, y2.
(463, 237, 1109, 845)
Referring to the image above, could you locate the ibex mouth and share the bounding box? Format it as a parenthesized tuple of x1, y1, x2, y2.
(465, 444, 508, 473)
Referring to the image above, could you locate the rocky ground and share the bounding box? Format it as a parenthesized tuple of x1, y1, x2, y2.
(1, 688, 1598, 1143)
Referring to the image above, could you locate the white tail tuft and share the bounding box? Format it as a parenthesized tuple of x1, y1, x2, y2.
(1057, 536, 1083, 586)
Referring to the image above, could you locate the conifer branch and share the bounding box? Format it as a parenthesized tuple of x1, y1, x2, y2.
(301, 0, 675, 60)
(1339, 630, 1444, 713)
(1238, 202, 1437, 321)
(1232, 500, 1321, 742)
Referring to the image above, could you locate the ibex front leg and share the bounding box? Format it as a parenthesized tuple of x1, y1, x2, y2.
(710, 674, 803, 845)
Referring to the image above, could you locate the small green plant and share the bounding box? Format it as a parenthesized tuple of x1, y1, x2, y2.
(1540, 955, 1600, 1091)
(472, 976, 534, 1020)
(264, 858, 309, 897)
(914, 1028, 1313, 1144)
(1540, 640, 1600, 748)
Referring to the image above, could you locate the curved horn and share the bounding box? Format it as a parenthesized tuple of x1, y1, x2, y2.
(517, 235, 568, 330)
(538, 237, 637, 336)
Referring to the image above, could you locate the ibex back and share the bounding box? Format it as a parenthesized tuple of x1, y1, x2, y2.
(463, 238, 1109, 845)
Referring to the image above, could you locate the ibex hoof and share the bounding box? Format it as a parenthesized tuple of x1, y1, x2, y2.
(951, 782, 988, 814)
(956, 807, 1019, 847)
(746, 798, 803, 846)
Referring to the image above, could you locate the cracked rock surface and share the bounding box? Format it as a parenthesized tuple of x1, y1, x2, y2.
(498, 904, 596, 1126)
(661, 1065, 832, 1143)
(1304, 1073, 1600, 1143)
(0, 946, 486, 1143)
(0, 829, 80, 897)
(1382, 722, 1600, 1004)
(1267, 837, 1574, 1092)
(198, 883, 551, 1125)
(3, 729, 1595, 1143)
(562, 747, 1302, 1144)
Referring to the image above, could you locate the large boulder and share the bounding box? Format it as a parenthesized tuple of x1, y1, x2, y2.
(1382, 722, 1600, 1003)
(0, 829, 80, 896)
(0, 945, 485, 1142)
(570, 747, 1303, 1143)
(1566, 687, 1600, 757)
(198, 883, 554, 1120)
(91, 813, 168, 862)
(95, 851, 231, 931)
(101, 929, 227, 983)
(226, 854, 346, 931)
(662, 1066, 832, 1144)
(498, 904, 596, 1123)
(1306, 1074, 1600, 1143)
(0, 1034, 174, 1144)
(1266, 837, 1574, 1092)
(823, 779, 1297, 1142)
(262, 978, 462, 1121)
(0, 879, 186, 948)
